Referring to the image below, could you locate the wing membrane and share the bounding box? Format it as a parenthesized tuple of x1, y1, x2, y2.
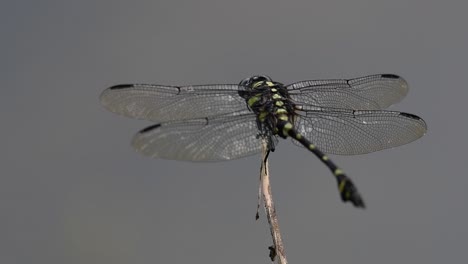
(292, 107, 427, 155)
(100, 84, 246, 122)
(287, 74, 409, 110)
(132, 111, 262, 161)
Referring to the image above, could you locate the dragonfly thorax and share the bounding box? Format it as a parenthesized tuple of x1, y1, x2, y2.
(238, 76, 297, 150)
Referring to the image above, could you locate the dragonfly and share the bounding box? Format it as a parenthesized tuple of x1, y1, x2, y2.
(100, 74, 427, 208)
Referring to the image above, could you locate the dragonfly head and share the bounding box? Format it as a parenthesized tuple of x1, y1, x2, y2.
(239, 75, 273, 89)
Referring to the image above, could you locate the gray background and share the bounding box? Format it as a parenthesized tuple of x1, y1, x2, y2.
(1, 0, 466, 263)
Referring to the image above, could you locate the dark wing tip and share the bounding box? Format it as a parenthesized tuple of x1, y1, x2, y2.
(380, 74, 401, 79)
(399, 112, 422, 120)
(109, 84, 134, 90)
(399, 112, 428, 132)
(139, 124, 161, 133)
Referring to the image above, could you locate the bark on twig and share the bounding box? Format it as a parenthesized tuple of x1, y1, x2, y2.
(259, 140, 288, 264)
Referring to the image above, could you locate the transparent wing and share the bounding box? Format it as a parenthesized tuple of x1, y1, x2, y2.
(292, 107, 427, 155)
(100, 84, 246, 122)
(287, 74, 409, 110)
(132, 111, 263, 161)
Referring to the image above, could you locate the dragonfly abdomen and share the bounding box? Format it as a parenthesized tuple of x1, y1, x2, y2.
(277, 120, 366, 208)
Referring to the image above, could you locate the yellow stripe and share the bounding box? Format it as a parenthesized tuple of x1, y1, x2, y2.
(282, 122, 293, 136)
(322, 155, 329, 161)
(253, 81, 263, 88)
(309, 144, 316, 150)
(296, 133, 302, 140)
(271, 88, 277, 92)
(272, 94, 282, 99)
(334, 169, 344, 175)
(339, 179, 346, 192)
(278, 115, 288, 121)
(276, 108, 287, 114)
(247, 95, 260, 107)
(275, 101, 284, 107)
(266, 81, 274, 87)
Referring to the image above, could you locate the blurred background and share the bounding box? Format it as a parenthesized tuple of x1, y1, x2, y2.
(1, 0, 466, 263)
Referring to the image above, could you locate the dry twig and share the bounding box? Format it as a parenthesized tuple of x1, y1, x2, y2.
(258, 140, 288, 264)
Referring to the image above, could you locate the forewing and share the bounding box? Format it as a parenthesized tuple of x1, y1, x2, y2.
(132, 111, 262, 161)
(100, 84, 246, 122)
(288, 74, 409, 110)
(292, 107, 427, 155)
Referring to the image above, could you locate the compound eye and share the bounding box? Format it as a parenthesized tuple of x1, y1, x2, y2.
(239, 75, 273, 87)
(255, 75, 272, 83)
(239, 77, 251, 87)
